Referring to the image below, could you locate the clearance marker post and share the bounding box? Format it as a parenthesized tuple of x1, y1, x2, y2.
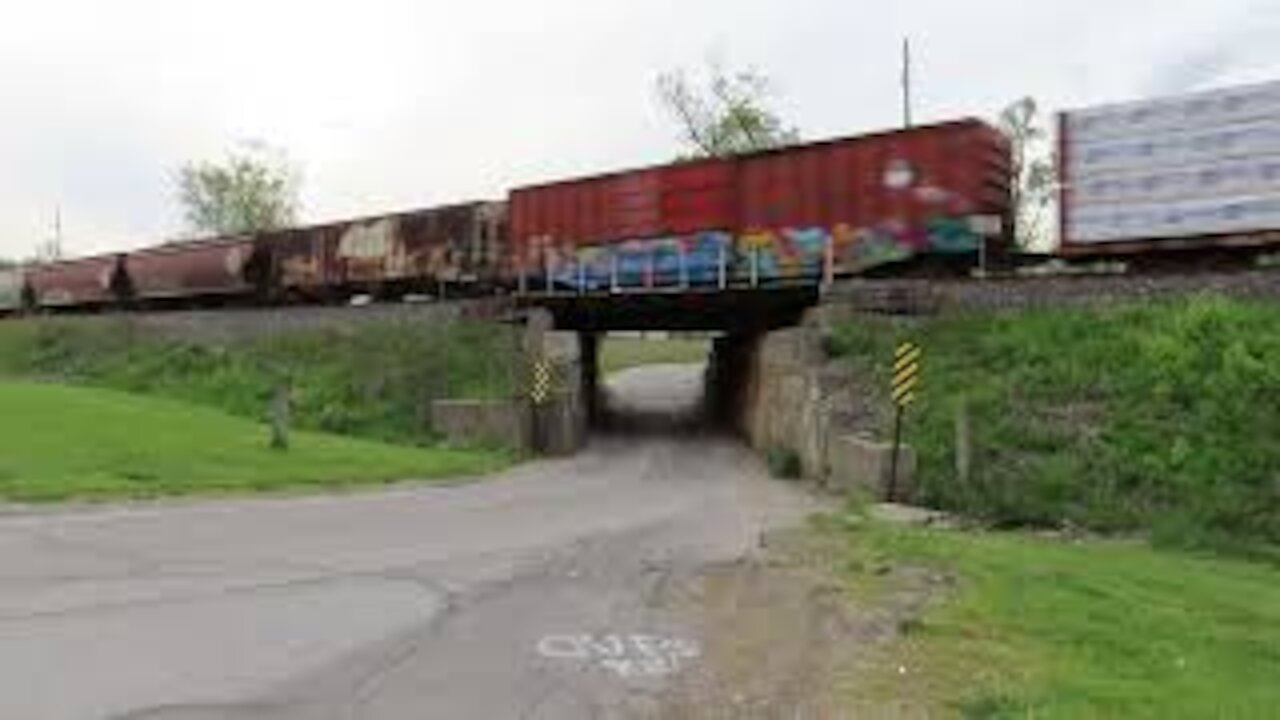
(530, 358, 553, 406)
(889, 341, 922, 501)
(530, 357, 553, 453)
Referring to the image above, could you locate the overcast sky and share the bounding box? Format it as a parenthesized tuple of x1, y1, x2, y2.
(1, 0, 1276, 257)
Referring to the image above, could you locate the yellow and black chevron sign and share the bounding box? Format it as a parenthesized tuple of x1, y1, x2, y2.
(892, 341, 921, 407)
(530, 359, 553, 405)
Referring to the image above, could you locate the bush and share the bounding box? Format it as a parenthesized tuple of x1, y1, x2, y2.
(767, 446, 803, 479)
(0, 317, 520, 447)
(828, 295, 1280, 552)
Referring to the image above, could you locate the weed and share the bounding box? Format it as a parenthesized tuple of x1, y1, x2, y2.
(767, 446, 803, 479)
(828, 295, 1280, 550)
(0, 317, 520, 447)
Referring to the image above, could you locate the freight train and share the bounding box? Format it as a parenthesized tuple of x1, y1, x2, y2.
(0, 119, 1012, 314)
(4, 77, 1280, 315)
(3, 201, 508, 312)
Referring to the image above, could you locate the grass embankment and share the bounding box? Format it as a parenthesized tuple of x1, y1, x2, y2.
(827, 516, 1280, 719)
(827, 296, 1280, 553)
(0, 381, 507, 502)
(599, 334, 711, 375)
(0, 318, 518, 446)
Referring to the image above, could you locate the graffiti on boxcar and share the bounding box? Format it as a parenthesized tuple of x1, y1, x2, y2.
(523, 215, 985, 290)
(528, 231, 735, 289)
(338, 218, 397, 260)
(423, 241, 461, 281)
(740, 226, 828, 278)
(338, 218, 406, 282)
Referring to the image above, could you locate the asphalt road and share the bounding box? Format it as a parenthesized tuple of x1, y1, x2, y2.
(0, 364, 821, 719)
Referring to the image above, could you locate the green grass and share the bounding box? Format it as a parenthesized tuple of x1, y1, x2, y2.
(826, 295, 1280, 551)
(599, 335, 711, 375)
(828, 516, 1280, 719)
(0, 380, 508, 502)
(0, 317, 519, 447)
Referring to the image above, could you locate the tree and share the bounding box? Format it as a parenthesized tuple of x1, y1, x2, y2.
(656, 59, 799, 159)
(177, 142, 300, 237)
(998, 97, 1057, 250)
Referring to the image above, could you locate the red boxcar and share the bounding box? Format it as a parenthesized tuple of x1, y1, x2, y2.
(508, 119, 1010, 288)
(27, 254, 127, 308)
(509, 158, 733, 266)
(124, 236, 263, 302)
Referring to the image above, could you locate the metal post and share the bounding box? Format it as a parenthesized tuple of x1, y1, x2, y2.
(822, 233, 835, 290)
(718, 244, 727, 289)
(750, 247, 759, 288)
(518, 258, 528, 295)
(269, 380, 291, 451)
(888, 405, 903, 502)
(543, 249, 553, 295)
(954, 398, 971, 486)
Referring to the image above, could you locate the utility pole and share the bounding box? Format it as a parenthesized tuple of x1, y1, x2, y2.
(53, 206, 62, 258)
(902, 37, 914, 128)
(39, 206, 64, 262)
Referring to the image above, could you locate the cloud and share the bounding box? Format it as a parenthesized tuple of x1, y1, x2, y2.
(0, 0, 1273, 259)
(1143, 1, 1280, 95)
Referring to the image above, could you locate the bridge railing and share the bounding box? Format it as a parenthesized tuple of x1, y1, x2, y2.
(516, 235, 837, 296)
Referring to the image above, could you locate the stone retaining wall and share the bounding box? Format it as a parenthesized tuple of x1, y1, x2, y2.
(431, 399, 531, 451)
(520, 310, 590, 455)
(716, 319, 915, 499)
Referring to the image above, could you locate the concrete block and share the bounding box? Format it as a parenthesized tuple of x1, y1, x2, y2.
(827, 433, 916, 501)
(800, 303, 860, 333)
(532, 390, 587, 456)
(431, 399, 531, 451)
(541, 331, 582, 363)
(759, 327, 821, 368)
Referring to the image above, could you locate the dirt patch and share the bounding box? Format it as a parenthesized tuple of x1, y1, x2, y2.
(646, 527, 951, 719)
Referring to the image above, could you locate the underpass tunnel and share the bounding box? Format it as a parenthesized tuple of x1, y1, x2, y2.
(586, 331, 716, 435)
(524, 287, 817, 449)
(578, 329, 761, 438)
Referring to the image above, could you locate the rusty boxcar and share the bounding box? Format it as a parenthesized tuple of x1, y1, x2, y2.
(124, 236, 266, 304)
(266, 201, 507, 299)
(26, 254, 128, 308)
(508, 119, 1011, 289)
(0, 266, 24, 312)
